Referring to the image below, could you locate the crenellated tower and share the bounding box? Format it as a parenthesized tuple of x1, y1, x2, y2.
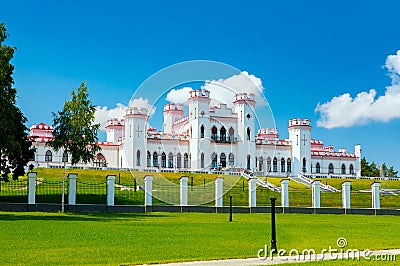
(163, 103, 184, 133)
(234, 93, 256, 170)
(354, 144, 362, 177)
(288, 118, 312, 175)
(106, 118, 124, 144)
(188, 89, 211, 170)
(122, 106, 148, 169)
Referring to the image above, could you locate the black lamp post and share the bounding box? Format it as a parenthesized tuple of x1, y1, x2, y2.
(270, 197, 277, 252)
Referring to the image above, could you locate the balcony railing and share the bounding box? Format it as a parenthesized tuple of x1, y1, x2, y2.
(210, 136, 238, 143)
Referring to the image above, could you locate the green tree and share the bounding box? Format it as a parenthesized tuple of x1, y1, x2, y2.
(0, 23, 34, 181)
(49, 81, 101, 211)
(387, 166, 398, 178)
(361, 157, 397, 177)
(361, 157, 371, 176)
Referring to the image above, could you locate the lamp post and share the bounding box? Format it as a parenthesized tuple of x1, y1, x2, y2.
(270, 197, 277, 252)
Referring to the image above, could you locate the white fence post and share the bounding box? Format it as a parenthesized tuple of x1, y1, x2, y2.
(281, 179, 289, 208)
(144, 175, 153, 206)
(312, 180, 321, 208)
(372, 182, 380, 209)
(106, 175, 116, 206)
(342, 181, 351, 209)
(180, 176, 189, 206)
(215, 177, 224, 207)
(28, 172, 37, 204)
(68, 173, 77, 205)
(248, 178, 257, 207)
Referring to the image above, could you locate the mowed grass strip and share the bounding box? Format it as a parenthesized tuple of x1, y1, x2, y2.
(0, 211, 399, 265)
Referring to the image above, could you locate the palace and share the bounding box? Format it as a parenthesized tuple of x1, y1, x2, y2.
(28, 89, 361, 177)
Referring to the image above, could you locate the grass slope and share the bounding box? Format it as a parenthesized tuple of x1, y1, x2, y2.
(1, 168, 400, 208)
(0, 212, 399, 265)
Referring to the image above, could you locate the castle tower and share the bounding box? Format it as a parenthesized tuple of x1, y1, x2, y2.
(188, 89, 211, 170)
(163, 103, 184, 133)
(234, 93, 256, 170)
(122, 106, 148, 169)
(354, 144, 362, 177)
(288, 118, 312, 176)
(105, 118, 124, 144)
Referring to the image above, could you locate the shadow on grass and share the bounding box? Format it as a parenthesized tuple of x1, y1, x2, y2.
(0, 211, 169, 222)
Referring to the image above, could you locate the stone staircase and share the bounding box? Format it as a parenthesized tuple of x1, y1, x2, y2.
(290, 175, 340, 192)
(241, 171, 281, 192)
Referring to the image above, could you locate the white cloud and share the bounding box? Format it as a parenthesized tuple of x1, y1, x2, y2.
(95, 97, 155, 131)
(385, 50, 400, 83)
(128, 97, 156, 116)
(316, 50, 400, 128)
(164, 71, 267, 108)
(165, 87, 192, 104)
(95, 103, 127, 131)
(203, 71, 267, 107)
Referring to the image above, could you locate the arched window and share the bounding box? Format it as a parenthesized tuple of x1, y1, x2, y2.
(287, 158, 291, 173)
(200, 125, 205, 138)
(316, 162, 321, 173)
(161, 152, 166, 168)
(168, 152, 173, 168)
(153, 152, 158, 167)
(211, 126, 217, 141)
(267, 157, 272, 172)
(341, 164, 346, 174)
(273, 157, 278, 172)
(246, 127, 251, 141)
(147, 151, 151, 167)
(349, 164, 354, 174)
(258, 157, 263, 171)
(211, 153, 217, 168)
(220, 127, 226, 142)
(94, 153, 106, 167)
(45, 150, 53, 162)
(136, 150, 141, 166)
(183, 153, 189, 168)
(201, 153, 205, 168)
(177, 153, 182, 168)
(62, 151, 68, 163)
(228, 127, 235, 142)
(328, 163, 334, 174)
(228, 153, 234, 166)
(247, 155, 251, 170)
(281, 158, 286, 172)
(302, 158, 307, 172)
(220, 153, 226, 168)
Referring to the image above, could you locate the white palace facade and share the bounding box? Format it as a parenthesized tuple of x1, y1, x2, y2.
(28, 89, 361, 177)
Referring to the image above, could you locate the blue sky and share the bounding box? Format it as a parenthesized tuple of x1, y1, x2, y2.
(2, 0, 400, 170)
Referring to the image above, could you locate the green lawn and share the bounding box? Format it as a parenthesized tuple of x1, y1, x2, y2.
(0, 211, 399, 265)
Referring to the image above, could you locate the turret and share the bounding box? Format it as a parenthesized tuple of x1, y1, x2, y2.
(188, 89, 211, 170)
(288, 118, 312, 175)
(163, 103, 184, 133)
(354, 144, 362, 177)
(122, 106, 149, 169)
(105, 118, 124, 143)
(234, 93, 256, 170)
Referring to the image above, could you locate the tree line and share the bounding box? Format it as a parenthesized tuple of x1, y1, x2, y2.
(361, 157, 398, 178)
